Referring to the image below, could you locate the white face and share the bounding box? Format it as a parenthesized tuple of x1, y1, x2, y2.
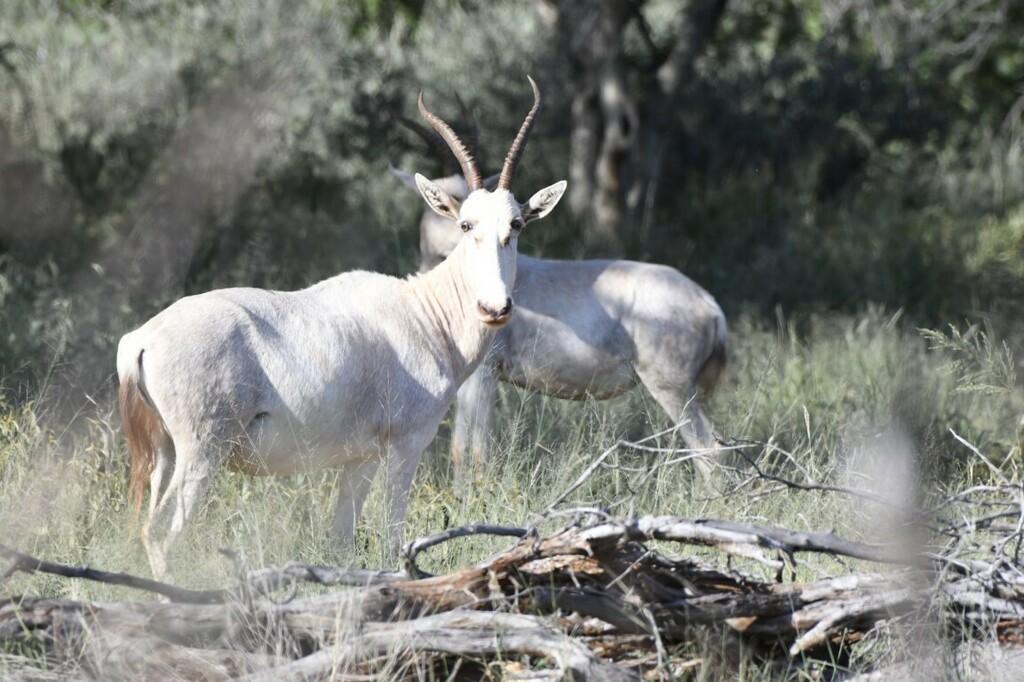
(457, 188, 522, 327)
(414, 173, 567, 328)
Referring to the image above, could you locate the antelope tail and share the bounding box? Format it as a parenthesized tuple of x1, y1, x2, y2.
(697, 311, 728, 395)
(117, 347, 163, 521)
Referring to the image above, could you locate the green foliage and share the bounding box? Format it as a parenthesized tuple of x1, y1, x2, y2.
(921, 324, 1017, 397)
(347, 0, 427, 37)
(1, 0, 1023, 387)
(919, 323, 1024, 473)
(648, 0, 1024, 321)
(0, 256, 75, 393)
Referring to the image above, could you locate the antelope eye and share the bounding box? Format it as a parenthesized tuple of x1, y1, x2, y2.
(511, 218, 524, 232)
(459, 221, 472, 233)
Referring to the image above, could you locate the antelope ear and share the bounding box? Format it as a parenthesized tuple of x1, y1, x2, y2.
(521, 180, 567, 224)
(415, 173, 462, 220)
(388, 164, 420, 193)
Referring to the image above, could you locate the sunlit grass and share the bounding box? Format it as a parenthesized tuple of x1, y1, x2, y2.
(0, 308, 1021, 677)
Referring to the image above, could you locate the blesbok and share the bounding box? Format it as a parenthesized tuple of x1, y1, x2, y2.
(117, 77, 566, 582)
(391, 115, 727, 477)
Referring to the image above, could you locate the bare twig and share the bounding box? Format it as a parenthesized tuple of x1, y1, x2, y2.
(0, 542, 409, 604)
(731, 444, 908, 511)
(539, 420, 693, 520)
(951, 428, 1011, 486)
(0, 543, 226, 604)
(402, 524, 528, 578)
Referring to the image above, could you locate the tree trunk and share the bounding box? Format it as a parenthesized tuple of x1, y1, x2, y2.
(629, 0, 728, 237)
(540, 0, 728, 257)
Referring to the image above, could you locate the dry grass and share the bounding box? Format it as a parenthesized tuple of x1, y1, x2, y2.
(0, 309, 1021, 678)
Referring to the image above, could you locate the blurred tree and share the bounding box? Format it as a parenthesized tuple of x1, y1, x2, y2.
(349, 0, 426, 36)
(1, 0, 1023, 406)
(537, 0, 727, 256)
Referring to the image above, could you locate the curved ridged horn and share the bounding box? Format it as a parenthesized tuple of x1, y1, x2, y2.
(418, 92, 483, 191)
(497, 76, 542, 191)
(392, 108, 459, 177)
(455, 93, 479, 161)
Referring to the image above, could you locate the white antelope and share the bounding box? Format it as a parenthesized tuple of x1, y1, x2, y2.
(118, 78, 566, 582)
(391, 115, 727, 477)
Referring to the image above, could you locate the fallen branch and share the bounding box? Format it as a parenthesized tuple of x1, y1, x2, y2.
(0, 543, 225, 604)
(240, 612, 636, 682)
(3, 503, 1022, 680)
(402, 523, 529, 578)
(6, 447, 1024, 682)
(0, 543, 408, 604)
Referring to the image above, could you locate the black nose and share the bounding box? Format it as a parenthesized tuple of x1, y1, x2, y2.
(477, 297, 514, 321)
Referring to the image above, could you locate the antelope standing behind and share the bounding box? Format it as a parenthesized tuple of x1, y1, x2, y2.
(391, 114, 726, 478)
(118, 78, 566, 582)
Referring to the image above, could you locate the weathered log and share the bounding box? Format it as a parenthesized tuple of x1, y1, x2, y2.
(4, 507, 1024, 679)
(241, 612, 637, 682)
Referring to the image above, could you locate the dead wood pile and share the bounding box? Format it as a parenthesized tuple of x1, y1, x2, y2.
(3, 487, 1024, 681)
